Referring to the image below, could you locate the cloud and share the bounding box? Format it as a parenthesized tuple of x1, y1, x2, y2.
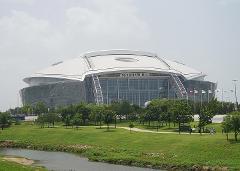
(63, 0, 150, 54)
(1, 0, 35, 5)
(0, 0, 150, 110)
(217, 0, 240, 6)
(0, 10, 63, 60)
(0, 10, 64, 110)
(0, 0, 150, 60)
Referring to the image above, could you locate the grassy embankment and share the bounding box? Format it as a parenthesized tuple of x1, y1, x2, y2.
(0, 157, 46, 171)
(0, 122, 239, 170)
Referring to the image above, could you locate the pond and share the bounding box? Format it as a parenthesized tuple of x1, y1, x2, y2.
(0, 148, 163, 171)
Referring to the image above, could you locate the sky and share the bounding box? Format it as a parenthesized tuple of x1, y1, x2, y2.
(0, 0, 240, 111)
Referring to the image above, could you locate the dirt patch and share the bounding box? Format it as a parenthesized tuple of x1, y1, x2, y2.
(3, 156, 34, 166)
(0, 140, 15, 147)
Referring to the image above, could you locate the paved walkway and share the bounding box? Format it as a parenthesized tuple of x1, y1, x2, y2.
(76, 125, 205, 135)
(117, 126, 202, 135)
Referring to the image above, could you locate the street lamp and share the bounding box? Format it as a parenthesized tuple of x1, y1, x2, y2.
(189, 89, 198, 113)
(215, 89, 220, 100)
(232, 79, 238, 111)
(201, 90, 206, 106)
(207, 90, 213, 103)
(221, 89, 227, 107)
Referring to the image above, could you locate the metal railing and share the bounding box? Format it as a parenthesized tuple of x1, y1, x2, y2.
(83, 56, 104, 105)
(170, 74, 188, 100)
(91, 74, 104, 105)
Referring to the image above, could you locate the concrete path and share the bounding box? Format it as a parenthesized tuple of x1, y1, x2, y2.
(117, 126, 202, 135)
(78, 125, 206, 135)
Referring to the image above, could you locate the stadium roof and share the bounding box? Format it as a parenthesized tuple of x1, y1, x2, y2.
(24, 50, 206, 84)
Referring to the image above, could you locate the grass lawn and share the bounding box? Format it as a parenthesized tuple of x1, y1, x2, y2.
(0, 122, 239, 170)
(0, 157, 46, 171)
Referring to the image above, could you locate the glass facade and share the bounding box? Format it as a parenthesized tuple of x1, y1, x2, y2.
(20, 73, 217, 108)
(99, 76, 171, 106)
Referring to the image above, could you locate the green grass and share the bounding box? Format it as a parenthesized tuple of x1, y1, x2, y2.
(0, 122, 239, 170)
(0, 157, 46, 171)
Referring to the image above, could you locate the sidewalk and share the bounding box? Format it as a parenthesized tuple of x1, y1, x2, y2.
(118, 126, 202, 135)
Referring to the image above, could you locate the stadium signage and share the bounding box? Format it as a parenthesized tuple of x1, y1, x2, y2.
(120, 73, 149, 78)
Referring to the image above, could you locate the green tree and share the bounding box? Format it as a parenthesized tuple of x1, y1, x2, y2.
(129, 122, 134, 133)
(146, 100, 162, 126)
(222, 112, 240, 141)
(57, 105, 75, 124)
(89, 104, 104, 128)
(170, 100, 193, 134)
(75, 103, 90, 125)
(34, 102, 48, 115)
(45, 113, 60, 127)
(0, 112, 11, 130)
(21, 104, 33, 115)
(35, 114, 46, 128)
(119, 101, 133, 120)
(103, 110, 114, 130)
(222, 115, 232, 140)
(198, 106, 215, 134)
(63, 115, 73, 128)
(72, 113, 82, 129)
(231, 112, 240, 141)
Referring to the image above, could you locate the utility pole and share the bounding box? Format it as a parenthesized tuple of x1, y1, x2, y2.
(233, 80, 238, 111)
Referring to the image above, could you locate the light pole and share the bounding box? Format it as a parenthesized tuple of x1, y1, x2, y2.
(192, 89, 198, 113)
(233, 79, 238, 111)
(207, 90, 212, 103)
(220, 89, 227, 108)
(189, 89, 195, 113)
(215, 89, 220, 101)
(201, 90, 206, 107)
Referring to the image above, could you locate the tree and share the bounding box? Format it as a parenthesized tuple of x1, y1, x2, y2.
(89, 104, 104, 128)
(198, 106, 215, 134)
(57, 105, 75, 125)
(129, 122, 134, 133)
(63, 115, 72, 128)
(118, 101, 133, 120)
(75, 103, 90, 125)
(34, 102, 48, 115)
(222, 115, 232, 140)
(35, 114, 46, 128)
(45, 113, 60, 127)
(146, 100, 162, 126)
(0, 112, 11, 130)
(35, 113, 60, 128)
(103, 110, 114, 130)
(72, 113, 82, 129)
(21, 104, 33, 115)
(231, 112, 240, 141)
(170, 100, 193, 134)
(222, 112, 240, 141)
(157, 100, 172, 127)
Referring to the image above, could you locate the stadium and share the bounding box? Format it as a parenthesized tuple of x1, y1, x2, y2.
(20, 50, 216, 107)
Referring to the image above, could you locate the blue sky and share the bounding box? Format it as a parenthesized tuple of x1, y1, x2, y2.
(0, 0, 239, 110)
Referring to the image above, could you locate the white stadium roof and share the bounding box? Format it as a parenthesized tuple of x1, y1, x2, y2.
(24, 50, 206, 84)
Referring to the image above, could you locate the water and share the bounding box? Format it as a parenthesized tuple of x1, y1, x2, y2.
(0, 148, 163, 171)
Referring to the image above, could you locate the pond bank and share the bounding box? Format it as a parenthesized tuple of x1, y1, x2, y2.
(3, 156, 34, 166)
(0, 140, 228, 171)
(0, 148, 161, 171)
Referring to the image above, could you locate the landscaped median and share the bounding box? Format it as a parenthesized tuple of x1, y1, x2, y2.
(0, 124, 238, 171)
